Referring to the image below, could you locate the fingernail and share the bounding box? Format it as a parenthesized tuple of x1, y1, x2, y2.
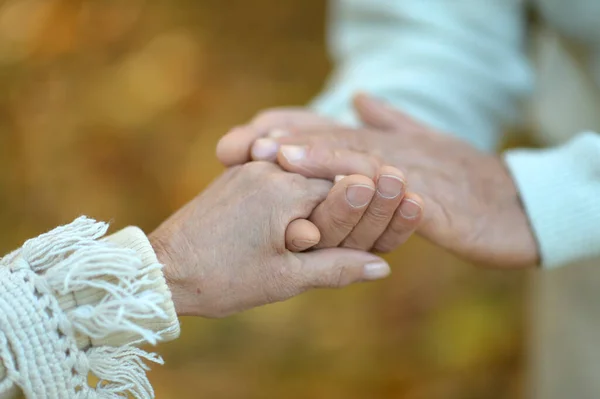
(363, 261, 391, 280)
(269, 128, 289, 138)
(346, 184, 375, 208)
(377, 175, 405, 199)
(280, 145, 306, 163)
(251, 138, 278, 160)
(334, 175, 346, 183)
(399, 199, 422, 219)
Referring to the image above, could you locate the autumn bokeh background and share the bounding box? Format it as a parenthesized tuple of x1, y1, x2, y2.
(0, 1, 527, 398)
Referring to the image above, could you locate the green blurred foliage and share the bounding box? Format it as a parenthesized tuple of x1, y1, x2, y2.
(0, 1, 526, 398)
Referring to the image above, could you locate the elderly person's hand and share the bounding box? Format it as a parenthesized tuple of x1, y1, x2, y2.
(149, 162, 393, 318)
(217, 95, 539, 269)
(217, 109, 425, 253)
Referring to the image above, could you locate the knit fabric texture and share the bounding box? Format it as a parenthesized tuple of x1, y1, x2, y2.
(0, 217, 179, 398)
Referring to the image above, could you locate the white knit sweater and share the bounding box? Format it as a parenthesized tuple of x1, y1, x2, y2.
(0, 217, 179, 398)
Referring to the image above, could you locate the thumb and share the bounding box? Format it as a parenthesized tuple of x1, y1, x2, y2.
(285, 219, 321, 252)
(353, 93, 417, 131)
(296, 248, 391, 289)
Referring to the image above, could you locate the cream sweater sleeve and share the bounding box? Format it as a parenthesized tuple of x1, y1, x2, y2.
(313, 0, 532, 152)
(0, 217, 180, 399)
(504, 132, 600, 268)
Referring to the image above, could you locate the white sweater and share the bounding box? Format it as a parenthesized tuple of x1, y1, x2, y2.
(0, 217, 179, 398)
(313, 0, 600, 268)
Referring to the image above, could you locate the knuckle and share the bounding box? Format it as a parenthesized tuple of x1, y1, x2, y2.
(241, 161, 273, 178)
(378, 218, 413, 248)
(286, 172, 307, 188)
(265, 172, 313, 200)
(389, 218, 410, 236)
(329, 209, 359, 231)
(307, 146, 335, 169)
(366, 203, 394, 223)
(313, 265, 346, 289)
(266, 172, 291, 190)
(266, 173, 308, 202)
(328, 261, 356, 288)
(332, 265, 347, 288)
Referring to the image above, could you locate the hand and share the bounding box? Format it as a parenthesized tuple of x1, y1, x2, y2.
(148, 162, 391, 318)
(221, 95, 539, 268)
(218, 108, 424, 253)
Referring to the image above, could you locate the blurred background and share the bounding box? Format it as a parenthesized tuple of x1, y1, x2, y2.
(0, 1, 527, 398)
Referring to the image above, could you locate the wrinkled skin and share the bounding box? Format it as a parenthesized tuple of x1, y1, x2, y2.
(217, 95, 539, 268)
(218, 108, 425, 254)
(150, 162, 392, 318)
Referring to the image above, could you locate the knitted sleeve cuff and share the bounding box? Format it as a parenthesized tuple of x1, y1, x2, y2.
(504, 132, 600, 268)
(0, 217, 180, 398)
(55, 225, 180, 349)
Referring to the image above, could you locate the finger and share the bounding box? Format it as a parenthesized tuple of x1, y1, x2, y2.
(296, 248, 391, 289)
(309, 175, 376, 249)
(216, 125, 265, 166)
(285, 219, 320, 252)
(373, 192, 424, 253)
(285, 176, 333, 216)
(216, 110, 336, 166)
(218, 110, 302, 165)
(341, 166, 406, 250)
(251, 137, 281, 162)
(242, 161, 332, 215)
(249, 123, 376, 163)
(353, 92, 421, 132)
(276, 145, 381, 180)
(251, 130, 343, 163)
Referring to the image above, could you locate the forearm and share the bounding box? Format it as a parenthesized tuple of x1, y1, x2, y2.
(313, 0, 532, 152)
(0, 218, 179, 398)
(504, 132, 600, 268)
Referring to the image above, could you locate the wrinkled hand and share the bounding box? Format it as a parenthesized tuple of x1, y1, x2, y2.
(218, 108, 424, 253)
(219, 95, 539, 268)
(149, 162, 391, 318)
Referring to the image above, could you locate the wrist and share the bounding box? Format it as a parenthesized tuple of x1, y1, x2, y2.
(503, 135, 600, 268)
(148, 231, 194, 316)
(498, 157, 540, 267)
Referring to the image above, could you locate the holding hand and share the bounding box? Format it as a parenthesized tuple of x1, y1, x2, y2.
(149, 162, 391, 318)
(218, 107, 425, 254)
(217, 95, 539, 268)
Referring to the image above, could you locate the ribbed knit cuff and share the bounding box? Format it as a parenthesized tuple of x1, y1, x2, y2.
(504, 132, 600, 268)
(105, 227, 180, 343)
(55, 226, 180, 349)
